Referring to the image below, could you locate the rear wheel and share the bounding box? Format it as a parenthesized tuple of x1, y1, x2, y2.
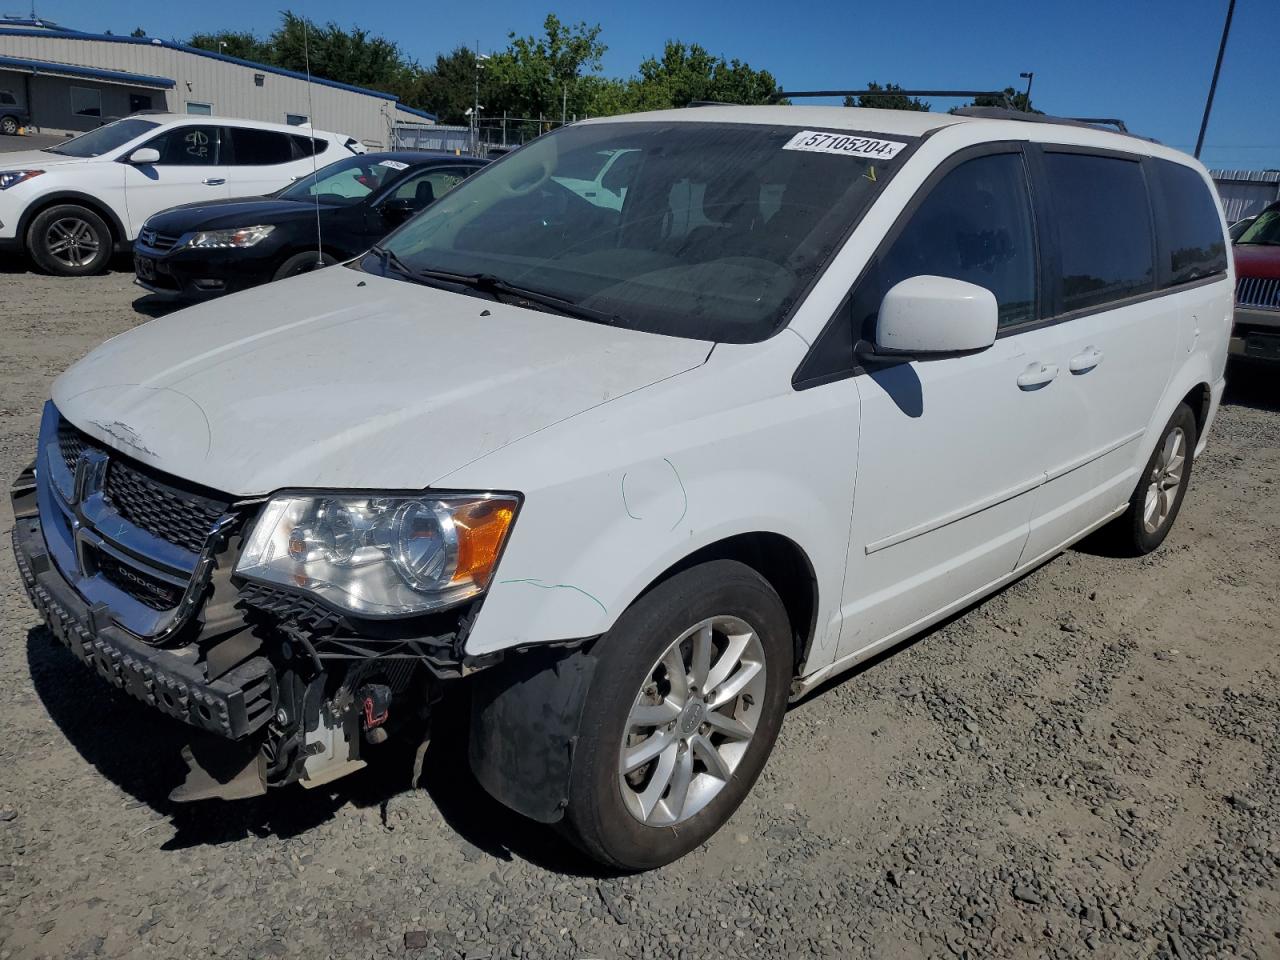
(560, 560, 791, 870)
(1108, 403, 1197, 555)
(273, 250, 336, 281)
(0, 115, 18, 136)
(27, 204, 112, 276)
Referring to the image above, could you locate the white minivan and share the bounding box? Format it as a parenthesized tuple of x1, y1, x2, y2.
(0, 113, 363, 275)
(12, 105, 1231, 869)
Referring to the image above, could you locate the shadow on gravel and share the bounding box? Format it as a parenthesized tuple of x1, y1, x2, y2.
(131, 293, 187, 319)
(1223, 361, 1278, 413)
(26, 626, 615, 877)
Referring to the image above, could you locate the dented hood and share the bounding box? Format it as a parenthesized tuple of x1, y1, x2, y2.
(53, 267, 709, 496)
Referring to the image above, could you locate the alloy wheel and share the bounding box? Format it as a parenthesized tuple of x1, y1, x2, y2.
(45, 217, 101, 269)
(618, 615, 766, 826)
(1143, 426, 1186, 534)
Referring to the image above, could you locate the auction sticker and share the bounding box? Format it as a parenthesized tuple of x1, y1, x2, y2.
(782, 130, 906, 159)
(378, 159, 409, 170)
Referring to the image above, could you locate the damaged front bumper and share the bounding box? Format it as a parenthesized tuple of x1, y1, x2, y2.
(12, 507, 276, 740)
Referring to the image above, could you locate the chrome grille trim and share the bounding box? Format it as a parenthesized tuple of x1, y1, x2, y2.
(1236, 275, 1280, 310)
(138, 227, 180, 251)
(37, 403, 240, 642)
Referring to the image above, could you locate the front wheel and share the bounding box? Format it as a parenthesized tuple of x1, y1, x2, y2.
(27, 204, 112, 276)
(273, 250, 336, 281)
(560, 559, 792, 870)
(0, 115, 18, 136)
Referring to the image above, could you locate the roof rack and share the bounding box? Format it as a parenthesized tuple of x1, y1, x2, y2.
(951, 106, 1158, 142)
(771, 89, 1014, 108)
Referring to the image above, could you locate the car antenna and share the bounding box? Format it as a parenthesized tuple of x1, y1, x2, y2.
(302, 20, 323, 269)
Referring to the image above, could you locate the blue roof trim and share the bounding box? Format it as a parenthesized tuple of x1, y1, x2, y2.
(394, 103, 437, 121)
(0, 28, 435, 113)
(0, 53, 174, 89)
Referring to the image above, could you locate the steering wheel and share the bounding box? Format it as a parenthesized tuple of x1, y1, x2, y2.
(499, 156, 554, 197)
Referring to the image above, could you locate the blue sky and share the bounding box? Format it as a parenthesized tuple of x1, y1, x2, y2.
(32, 0, 1280, 170)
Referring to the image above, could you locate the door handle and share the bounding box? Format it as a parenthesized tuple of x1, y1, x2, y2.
(202, 177, 226, 186)
(1068, 346, 1103, 374)
(1017, 361, 1059, 390)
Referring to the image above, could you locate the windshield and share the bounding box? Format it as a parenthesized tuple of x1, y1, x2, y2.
(372, 121, 913, 342)
(44, 118, 160, 158)
(1237, 208, 1280, 245)
(279, 155, 411, 204)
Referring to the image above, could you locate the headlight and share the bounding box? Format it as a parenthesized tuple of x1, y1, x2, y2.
(0, 169, 43, 190)
(236, 493, 519, 617)
(185, 224, 275, 249)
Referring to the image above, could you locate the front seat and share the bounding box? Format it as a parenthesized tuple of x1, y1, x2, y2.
(413, 179, 436, 208)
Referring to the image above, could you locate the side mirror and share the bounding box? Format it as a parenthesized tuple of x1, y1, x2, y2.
(380, 197, 420, 227)
(867, 275, 998, 359)
(127, 147, 160, 165)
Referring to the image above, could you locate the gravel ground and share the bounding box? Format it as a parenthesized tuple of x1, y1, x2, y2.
(0, 266, 1278, 960)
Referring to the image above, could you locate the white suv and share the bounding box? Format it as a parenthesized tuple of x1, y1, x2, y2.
(11, 106, 1231, 869)
(0, 113, 363, 275)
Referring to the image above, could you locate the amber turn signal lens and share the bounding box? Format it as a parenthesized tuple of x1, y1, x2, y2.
(451, 499, 517, 587)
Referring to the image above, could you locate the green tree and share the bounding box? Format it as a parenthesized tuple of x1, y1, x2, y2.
(631, 41, 779, 109)
(968, 86, 1039, 113)
(188, 30, 273, 62)
(485, 14, 608, 122)
(843, 82, 930, 112)
(129, 27, 147, 38)
(267, 12, 415, 95)
(412, 46, 488, 125)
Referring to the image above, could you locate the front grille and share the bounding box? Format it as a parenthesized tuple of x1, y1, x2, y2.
(1236, 276, 1280, 310)
(58, 419, 231, 555)
(139, 227, 180, 251)
(103, 459, 229, 555)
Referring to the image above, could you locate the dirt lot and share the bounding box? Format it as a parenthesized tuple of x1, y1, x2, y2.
(0, 266, 1278, 960)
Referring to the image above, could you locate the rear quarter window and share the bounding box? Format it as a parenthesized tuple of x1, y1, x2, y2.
(1043, 152, 1154, 313)
(226, 128, 295, 165)
(1150, 159, 1228, 287)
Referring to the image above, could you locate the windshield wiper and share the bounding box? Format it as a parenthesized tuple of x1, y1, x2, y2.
(394, 264, 622, 326)
(369, 244, 419, 280)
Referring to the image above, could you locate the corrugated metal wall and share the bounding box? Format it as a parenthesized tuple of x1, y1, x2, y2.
(1211, 170, 1280, 223)
(0, 33, 413, 146)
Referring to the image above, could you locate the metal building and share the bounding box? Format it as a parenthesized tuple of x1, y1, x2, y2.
(1211, 169, 1280, 223)
(0, 20, 434, 147)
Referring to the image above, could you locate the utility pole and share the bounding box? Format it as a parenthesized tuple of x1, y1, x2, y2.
(1019, 71, 1034, 108)
(1195, 0, 1235, 159)
(472, 46, 489, 156)
(562, 82, 567, 125)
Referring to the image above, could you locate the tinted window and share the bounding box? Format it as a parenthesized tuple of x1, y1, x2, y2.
(1151, 159, 1227, 286)
(1044, 153, 1153, 312)
(290, 134, 328, 159)
(42, 117, 159, 158)
(227, 128, 294, 165)
(144, 125, 221, 165)
(0, 91, 17, 106)
(392, 167, 471, 202)
(1238, 206, 1280, 245)
(877, 152, 1037, 329)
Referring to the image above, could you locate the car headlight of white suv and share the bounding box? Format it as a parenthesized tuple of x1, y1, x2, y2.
(0, 169, 43, 190)
(236, 492, 520, 617)
(184, 224, 276, 249)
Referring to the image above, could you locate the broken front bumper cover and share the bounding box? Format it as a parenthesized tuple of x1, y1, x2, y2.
(12, 514, 275, 740)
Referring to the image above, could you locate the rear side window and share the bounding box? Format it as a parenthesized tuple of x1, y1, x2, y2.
(226, 128, 295, 165)
(143, 125, 222, 165)
(291, 134, 329, 159)
(1043, 153, 1154, 313)
(875, 152, 1038, 329)
(1150, 159, 1227, 287)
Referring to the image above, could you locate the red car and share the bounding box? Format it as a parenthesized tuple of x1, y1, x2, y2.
(1232, 201, 1280, 363)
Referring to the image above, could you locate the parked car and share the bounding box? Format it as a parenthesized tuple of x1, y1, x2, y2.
(133, 151, 486, 299)
(11, 106, 1231, 869)
(0, 87, 30, 136)
(1230, 201, 1280, 363)
(1228, 214, 1257, 241)
(0, 113, 364, 276)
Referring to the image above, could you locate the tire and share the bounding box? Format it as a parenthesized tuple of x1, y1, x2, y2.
(273, 250, 336, 281)
(0, 115, 18, 136)
(27, 204, 112, 276)
(560, 559, 791, 870)
(1108, 403, 1197, 555)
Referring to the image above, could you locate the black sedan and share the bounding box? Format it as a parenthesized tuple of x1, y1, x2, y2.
(133, 151, 486, 299)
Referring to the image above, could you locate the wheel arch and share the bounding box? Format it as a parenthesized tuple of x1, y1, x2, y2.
(628, 532, 820, 677)
(18, 191, 128, 252)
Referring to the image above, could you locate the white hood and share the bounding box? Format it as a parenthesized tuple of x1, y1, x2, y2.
(1, 149, 91, 169)
(53, 267, 710, 496)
